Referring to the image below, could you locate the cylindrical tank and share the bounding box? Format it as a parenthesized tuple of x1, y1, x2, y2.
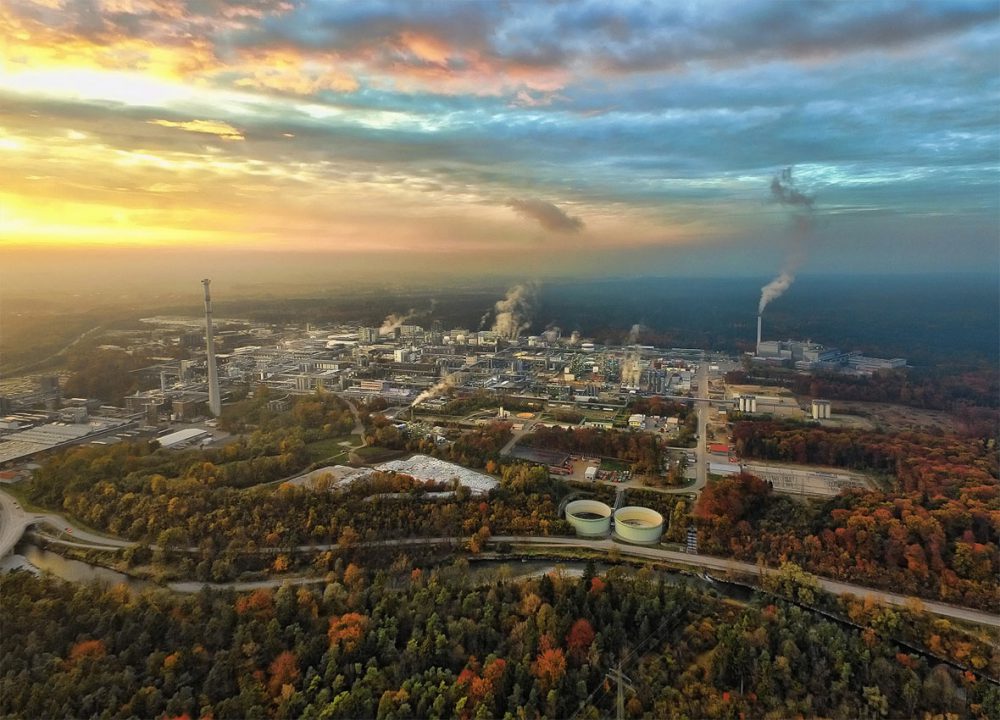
(613, 506, 664, 545)
(565, 500, 612, 537)
(811, 399, 831, 419)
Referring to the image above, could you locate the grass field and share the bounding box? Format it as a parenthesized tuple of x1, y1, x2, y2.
(0, 482, 48, 514)
(351, 445, 404, 463)
(305, 434, 361, 462)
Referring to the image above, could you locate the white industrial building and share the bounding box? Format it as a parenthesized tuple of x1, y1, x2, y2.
(157, 428, 211, 449)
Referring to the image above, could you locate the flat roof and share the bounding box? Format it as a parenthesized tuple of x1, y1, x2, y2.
(158, 428, 210, 447)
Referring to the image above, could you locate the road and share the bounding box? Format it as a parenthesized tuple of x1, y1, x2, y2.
(5, 486, 997, 628)
(333, 394, 366, 441)
(492, 536, 1000, 628)
(692, 356, 709, 493)
(0, 488, 134, 558)
(163, 531, 1000, 628)
(5, 324, 105, 377)
(499, 418, 536, 457)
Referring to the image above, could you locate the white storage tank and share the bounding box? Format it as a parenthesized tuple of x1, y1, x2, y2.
(565, 499, 612, 537)
(737, 395, 758, 413)
(811, 399, 832, 419)
(613, 506, 664, 545)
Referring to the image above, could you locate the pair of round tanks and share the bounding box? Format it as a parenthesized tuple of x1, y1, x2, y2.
(564, 500, 664, 544)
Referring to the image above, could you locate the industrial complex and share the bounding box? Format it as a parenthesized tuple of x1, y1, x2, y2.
(0, 281, 888, 514)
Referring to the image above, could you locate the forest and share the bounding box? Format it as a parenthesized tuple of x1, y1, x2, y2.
(724, 366, 998, 426)
(3, 559, 996, 720)
(518, 426, 662, 474)
(363, 416, 512, 471)
(30, 391, 357, 508)
(26, 427, 569, 583)
(695, 420, 999, 610)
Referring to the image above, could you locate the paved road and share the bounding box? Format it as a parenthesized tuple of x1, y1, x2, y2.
(166, 533, 1000, 627)
(6, 486, 996, 628)
(692, 357, 709, 494)
(499, 419, 536, 457)
(492, 535, 1000, 629)
(335, 394, 366, 440)
(5, 324, 105, 377)
(0, 490, 29, 559)
(0, 488, 134, 558)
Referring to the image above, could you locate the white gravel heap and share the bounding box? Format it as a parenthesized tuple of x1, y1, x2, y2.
(374, 454, 498, 496)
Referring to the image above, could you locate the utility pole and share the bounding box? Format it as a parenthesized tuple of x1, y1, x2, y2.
(605, 660, 632, 720)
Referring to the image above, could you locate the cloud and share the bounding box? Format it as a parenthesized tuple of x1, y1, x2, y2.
(505, 197, 584, 233)
(0, 0, 996, 274)
(149, 119, 244, 140)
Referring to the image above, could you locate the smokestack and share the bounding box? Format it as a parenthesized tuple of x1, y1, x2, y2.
(202, 279, 222, 417)
(756, 315, 762, 355)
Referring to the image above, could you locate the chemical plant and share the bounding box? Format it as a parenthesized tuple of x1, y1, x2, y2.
(0, 281, 888, 507)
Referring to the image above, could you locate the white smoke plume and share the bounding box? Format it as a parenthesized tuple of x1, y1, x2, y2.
(759, 167, 814, 314)
(626, 323, 644, 344)
(411, 372, 458, 407)
(380, 309, 416, 335)
(569, 330, 581, 345)
(489, 283, 539, 340)
(758, 270, 795, 314)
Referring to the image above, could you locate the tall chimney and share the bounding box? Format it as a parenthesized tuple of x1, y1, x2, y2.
(756, 315, 762, 355)
(202, 279, 222, 416)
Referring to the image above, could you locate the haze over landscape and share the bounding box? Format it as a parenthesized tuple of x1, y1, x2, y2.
(1, 0, 998, 296)
(1, 3, 999, 720)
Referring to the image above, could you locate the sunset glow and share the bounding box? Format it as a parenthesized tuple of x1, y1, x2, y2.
(1, 0, 997, 280)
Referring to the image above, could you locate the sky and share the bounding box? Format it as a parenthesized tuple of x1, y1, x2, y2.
(1, 0, 998, 293)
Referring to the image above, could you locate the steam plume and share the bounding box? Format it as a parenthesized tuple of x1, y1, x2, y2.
(626, 323, 644, 344)
(380, 309, 416, 335)
(411, 372, 458, 407)
(759, 167, 814, 313)
(758, 271, 795, 314)
(489, 283, 538, 340)
(505, 198, 584, 233)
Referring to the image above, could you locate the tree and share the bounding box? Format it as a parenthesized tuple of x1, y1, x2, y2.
(327, 613, 368, 652)
(565, 619, 595, 664)
(531, 646, 566, 691)
(267, 651, 300, 698)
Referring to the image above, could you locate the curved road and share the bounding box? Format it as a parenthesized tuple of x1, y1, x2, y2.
(165, 530, 1000, 629)
(3, 488, 996, 628)
(0, 489, 133, 558)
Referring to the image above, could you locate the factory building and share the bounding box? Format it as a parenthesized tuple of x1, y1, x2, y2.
(754, 328, 906, 376)
(847, 354, 907, 373)
(757, 339, 839, 363)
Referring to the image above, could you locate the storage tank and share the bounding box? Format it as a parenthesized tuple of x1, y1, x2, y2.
(613, 506, 664, 545)
(565, 500, 612, 537)
(811, 399, 832, 419)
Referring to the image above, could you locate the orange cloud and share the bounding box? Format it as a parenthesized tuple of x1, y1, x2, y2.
(230, 49, 359, 95)
(398, 31, 454, 66)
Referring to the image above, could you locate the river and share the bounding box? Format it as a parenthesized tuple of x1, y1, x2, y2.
(9, 543, 750, 604)
(13, 542, 152, 592)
